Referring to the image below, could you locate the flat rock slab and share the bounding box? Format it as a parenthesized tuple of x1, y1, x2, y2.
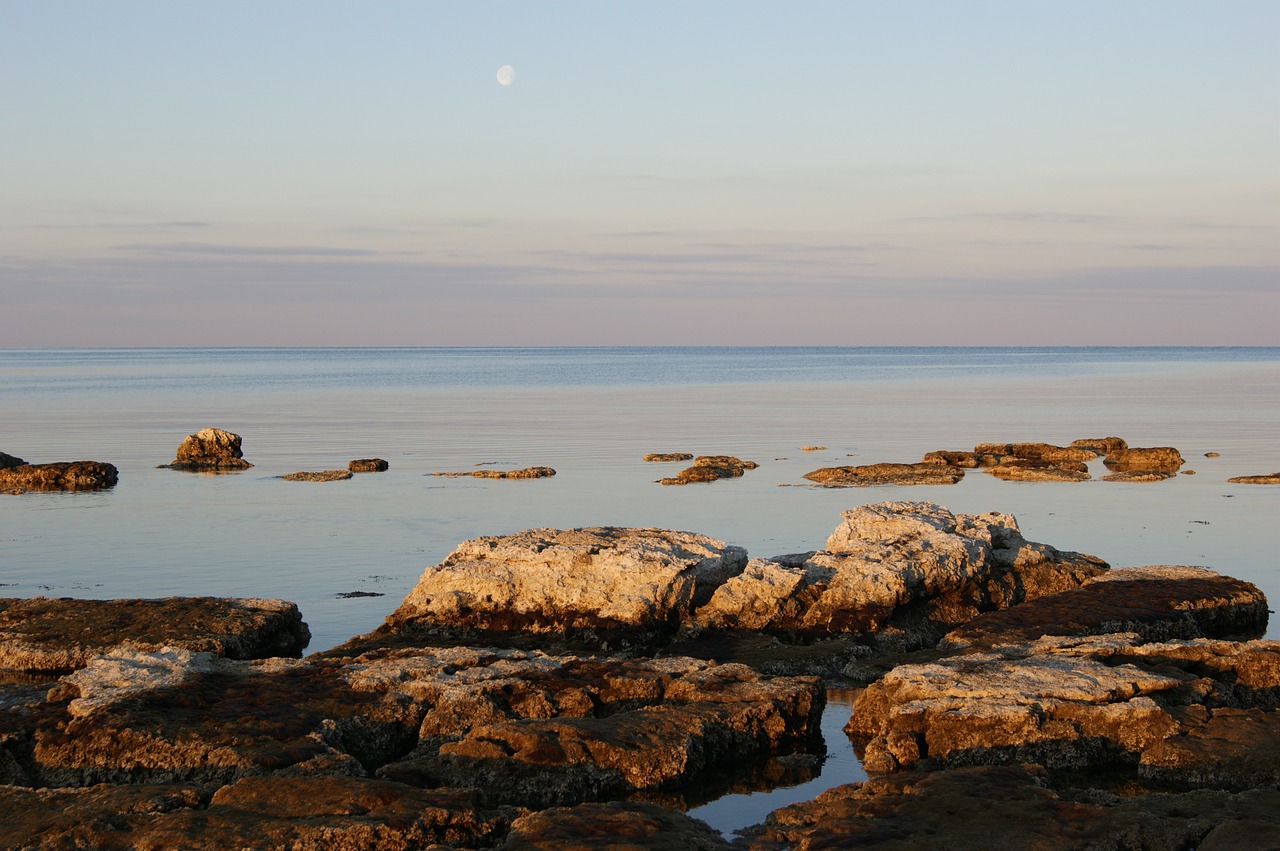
(432, 467, 556, 479)
(0, 597, 310, 673)
(0, 461, 118, 493)
(986, 459, 1091, 482)
(738, 764, 1280, 851)
(501, 801, 730, 850)
(279, 470, 353, 482)
(848, 633, 1280, 782)
(803, 462, 964, 486)
(940, 566, 1269, 650)
(1229, 472, 1280, 484)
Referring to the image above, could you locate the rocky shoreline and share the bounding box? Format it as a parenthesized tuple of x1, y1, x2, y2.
(2, 501, 1276, 848)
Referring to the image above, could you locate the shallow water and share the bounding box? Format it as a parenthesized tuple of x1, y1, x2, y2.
(3, 347, 1278, 834)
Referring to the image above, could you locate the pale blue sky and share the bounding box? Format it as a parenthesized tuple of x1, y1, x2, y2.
(2, 1, 1276, 345)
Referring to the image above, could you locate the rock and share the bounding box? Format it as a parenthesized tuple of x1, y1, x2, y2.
(501, 801, 730, 850)
(0, 452, 27, 469)
(802, 463, 964, 486)
(1070, 436, 1128, 454)
(800, 445, 826, 452)
(986, 459, 1091, 482)
(0, 776, 516, 850)
(1004, 442, 1098, 462)
(940, 566, 1269, 651)
(377, 527, 748, 650)
(1205, 451, 1221, 458)
(1228, 473, 1280, 484)
(1104, 446, 1184, 473)
(162, 427, 252, 471)
(432, 467, 556, 479)
(1102, 470, 1176, 482)
(1140, 708, 1280, 790)
(658, 456, 757, 486)
(847, 632, 1280, 780)
(690, 503, 1105, 651)
(347, 458, 389, 473)
(279, 470, 354, 482)
(0, 597, 310, 672)
(737, 764, 1280, 851)
(920, 450, 1002, 468)
(644, 453, 694, 462)
(0, 460, 119, 492)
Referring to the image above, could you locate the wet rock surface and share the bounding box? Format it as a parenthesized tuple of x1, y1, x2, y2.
(1228, 472, 1280, 484)
(0, 460, 119, 492)
(1104, 446, 1185, 474)
(279, 469, 354, 482)
(432, 466, 557, 479)
(347, 457, 389, 472)
(161, 427, 253, 471)
(643, 452, 694, 462)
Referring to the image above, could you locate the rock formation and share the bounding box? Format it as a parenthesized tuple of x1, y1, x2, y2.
(0, 460, 118, 492)
(803, 462, 964, 486)
(0, 597, 310, 672)
(1104, 446, 1185, 474)
(347, 458, 389, 472)
(432, 467, 556, 479)
(643, 452, 694, 462)
(985, 458, 1091, 482)
(279, 470, 353, 482)
(657, 455, 758, 486)
(1228, 472, 1280, 484)
(0, 451, 26, 469)
(161, 427, 252, 471)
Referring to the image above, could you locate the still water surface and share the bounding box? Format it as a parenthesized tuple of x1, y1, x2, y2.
(3, 347, 1278, 834)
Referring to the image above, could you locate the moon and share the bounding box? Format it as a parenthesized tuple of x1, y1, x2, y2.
(496, 65, 515, 86)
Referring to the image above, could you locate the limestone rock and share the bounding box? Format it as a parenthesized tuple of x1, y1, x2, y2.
(738, 764, 1280, 851)
(0, 597, 310, 672)
(0, 460, 119, 492)
(162, 427, 252, 471)
(920, 450, 1002, 468)
(1104, 446, 1184, 473)
(986, 459, 1091, 482)
(658, 455, 757, 486)
(1070, 436, 1128, 454)
(643, 452, 694, 462)
(501, 801, 730, 850)
(1228, 472, 1280, 484)
(382, 527, 748, 648)
(691, 502, 1105, 650)
(848, 632, 1280, 780)
(802, 462, 964, 486)
(347, 458, 389, 472)
(432, 466, 556, 479)
(279, 470, 353, 482)
(940, 566, 1268, 651)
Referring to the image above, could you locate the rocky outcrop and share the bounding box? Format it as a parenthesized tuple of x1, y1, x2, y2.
(347, 458, 389, 472)
(0, 460, 118, 492)
(644, 452, 694, 462)
(847, 633, 1280, 779)
(920, 450, 1002, 468)
(1070, 436, 1128, 454)
(976, 442, 1099, 463)
(0, 452, 26, 469)
(737, 764, 1280, 851)
(658, 455, 757, 486)
(986, 459, 1091, 482)
(370, 527, 748, 652)
(1104, 446, 1184, 473)
(279, 470, 353, 482)
(689, 502, 1106, 652)
(940, 566, 1268, 651)
(1228, 472, 1280, 484)
(0, 597, 310, 672)
(502, 801, 731, 850)
(161, 427, 252, 471)
(803, 462, 964, 486)
(432, 467, 556, 479)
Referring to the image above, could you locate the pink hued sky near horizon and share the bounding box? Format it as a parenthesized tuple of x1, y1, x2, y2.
(2, 2, 1276, 347)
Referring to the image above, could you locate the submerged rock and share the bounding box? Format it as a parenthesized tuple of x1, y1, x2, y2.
(279, 470, 353, 482)
(643, 452, 694, 462)
(802, 462, 964, 487)
(0, 597, 310, 672)
(347, 458, 389, 473)
(432, 467, 556, 479)
(0, 460, 118, 492)
(1228, 472, 1280, 484)
(658, 455, 758, 486)
(1102, 470, 1176, 482)
(162, 427, 252, 471)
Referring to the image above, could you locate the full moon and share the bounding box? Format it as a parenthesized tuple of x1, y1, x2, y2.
(496, 65, 515, 86)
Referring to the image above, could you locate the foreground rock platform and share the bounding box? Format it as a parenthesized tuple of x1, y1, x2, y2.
(0, 597, 310, 673)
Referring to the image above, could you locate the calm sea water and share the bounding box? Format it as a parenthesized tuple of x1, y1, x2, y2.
(3, 347, 1278, 834)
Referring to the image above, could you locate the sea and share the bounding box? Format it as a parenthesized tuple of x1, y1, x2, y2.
(3, 346, 1278, 836)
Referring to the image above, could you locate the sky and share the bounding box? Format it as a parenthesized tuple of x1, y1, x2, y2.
(2, 1, 1277, 346)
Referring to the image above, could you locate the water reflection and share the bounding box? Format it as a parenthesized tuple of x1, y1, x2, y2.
(686, 687, 866, 839)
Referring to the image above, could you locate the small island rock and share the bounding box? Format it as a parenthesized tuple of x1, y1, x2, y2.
(162, 427, 253, 471)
